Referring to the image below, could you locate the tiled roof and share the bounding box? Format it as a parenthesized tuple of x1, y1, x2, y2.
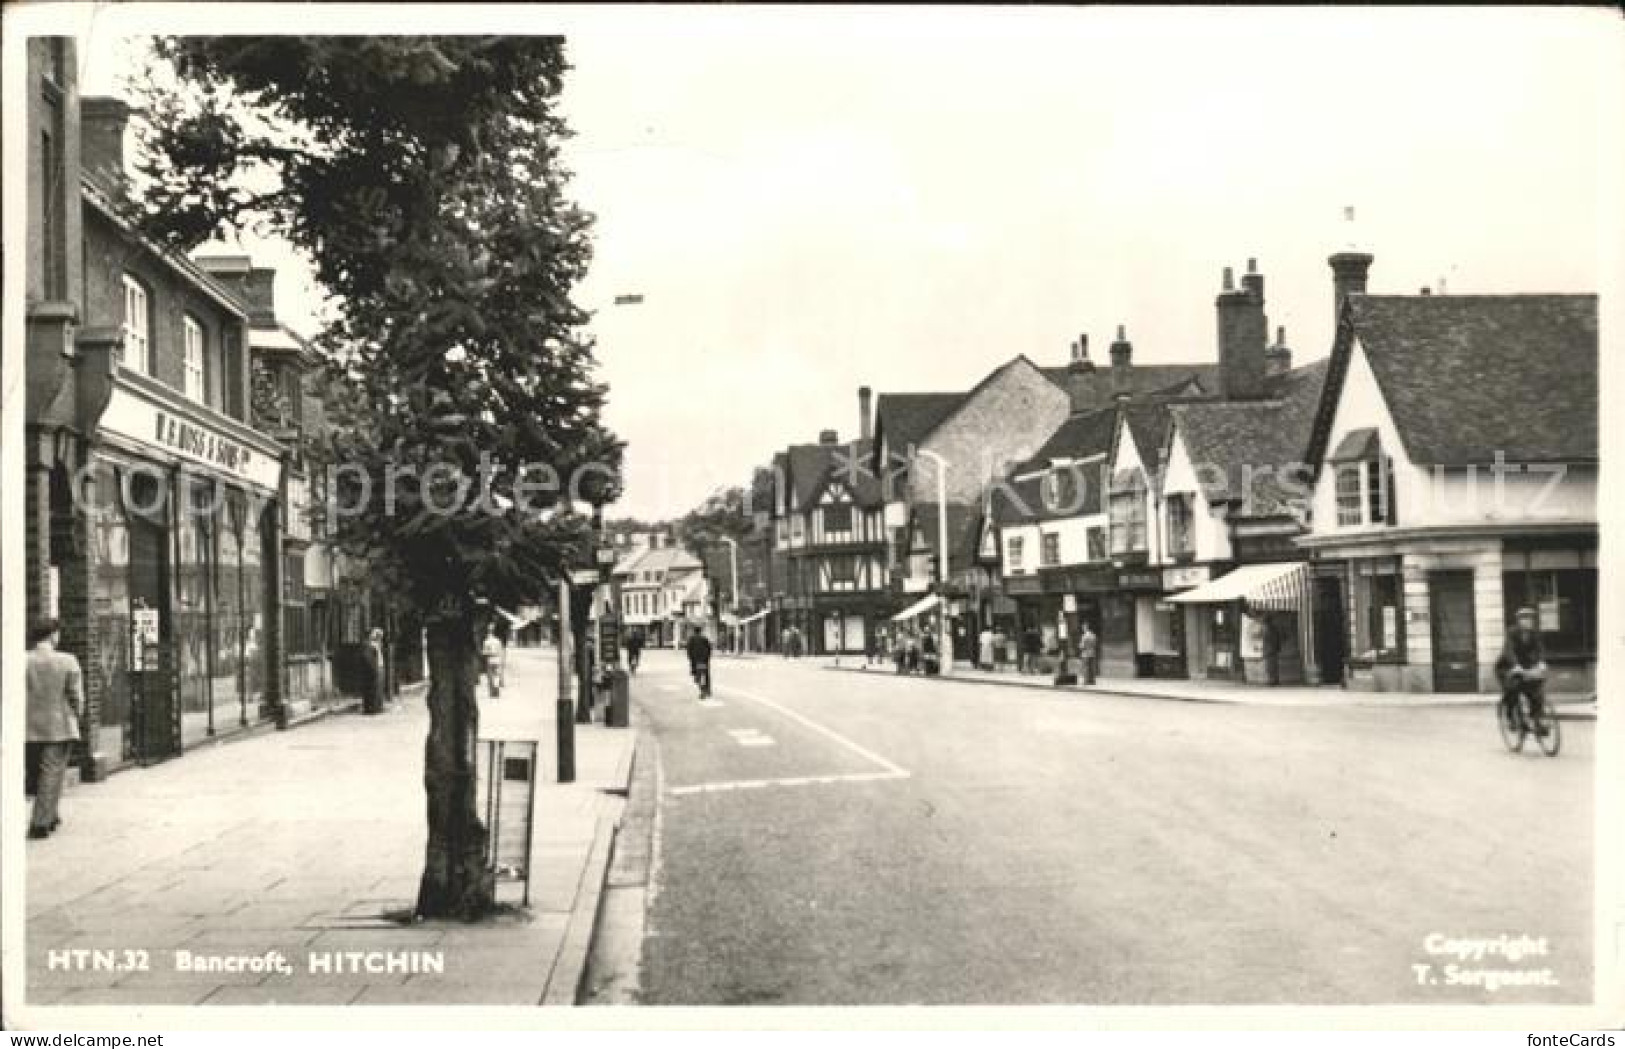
(1347, 294, 1597, 464)
(786, 438, 882, 509)
(990, 462, 1107, 526)
(872, 392, 964, 458)
(1039, 363, 1219, 413)
(1120, 401, 1177, 471)
(1168, 358, 1330, 514)
(1328, 427, 1381, 463)
(1015, 404, 1119, 474)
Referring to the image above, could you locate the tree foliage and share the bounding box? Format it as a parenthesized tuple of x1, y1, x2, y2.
(137, 37, 621, 919)
(139, 35, 620, 616)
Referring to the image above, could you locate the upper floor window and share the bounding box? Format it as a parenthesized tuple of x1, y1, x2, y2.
(1086, 526, 1107, 562)
(1109, 488, 1147, 554)
(1166, 493, 1195, 556)
(1040, 532, 1060, 567)
(1006, 535, 1025, 573)
(183, 315, 206, 401)
(120, 274, 151, 374)
(823, 503, 852, 535)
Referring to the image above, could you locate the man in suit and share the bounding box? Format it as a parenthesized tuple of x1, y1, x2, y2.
(27, 619, 84, 840)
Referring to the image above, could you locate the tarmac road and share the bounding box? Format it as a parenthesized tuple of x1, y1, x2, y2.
(629, 650, 1594, 1006)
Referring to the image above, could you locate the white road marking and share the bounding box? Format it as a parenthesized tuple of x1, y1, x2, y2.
(665, 685, 912, 796)
(668, 770, 907, 797)
(726, 728, 776, 748)
(720, 685, 910, 777)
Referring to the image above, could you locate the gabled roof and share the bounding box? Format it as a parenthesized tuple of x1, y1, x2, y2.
(1015, 404, 1119, 474)
(1168, 357, 1330, 514)
(1345, 294, 1597, 464)
(1039, 363, 1220, 414)
(872, 392, 964, 458)
(1120, 400, 1177, 472)
(616, 545, 702, 580)
(786, 438, 882, 509)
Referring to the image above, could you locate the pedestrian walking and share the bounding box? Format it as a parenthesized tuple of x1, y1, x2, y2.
(626, 628, 645, 675)
(363, 628, 387, 715)
(978, 626, 995, 670)
(1022, 625, 1042, 675)
(26, 619, 84, 840)
(481, 626, 506, 697)
(1080, 621, 1099, 686)
(686, 626, 713, 700)
(922, 629, 940, 676)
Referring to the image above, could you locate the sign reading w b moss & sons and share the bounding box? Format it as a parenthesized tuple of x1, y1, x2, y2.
(99, 377, 283, 493)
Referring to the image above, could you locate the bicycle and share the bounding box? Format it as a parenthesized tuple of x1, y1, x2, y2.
(1498, 667, 1560, 757)
(691, 660, 712, 700)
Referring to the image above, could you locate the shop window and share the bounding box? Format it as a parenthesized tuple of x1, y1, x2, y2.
(1502, 568, 1596, 660)
(183, 315, 207, 401)
(285, 552, 309, 657)
(1151, 602, 1180, 655)
(1352, 560, 1404, 661)
(1006, 535, 1025, 574)
(120, 274, 151, 374)
(1041, 532, 1060, 567)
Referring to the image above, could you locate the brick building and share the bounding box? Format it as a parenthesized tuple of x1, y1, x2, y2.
(23, 39, 293, 774)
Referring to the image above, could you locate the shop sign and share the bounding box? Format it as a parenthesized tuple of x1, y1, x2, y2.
(1062, 594, 1077, 613)
(1163, 565, 1211, 591)
(131, 605, 160, 671)
(1005, 575, 1042, 595)
(101, 386, 282, 492)
(1117, 569, 1162, 591)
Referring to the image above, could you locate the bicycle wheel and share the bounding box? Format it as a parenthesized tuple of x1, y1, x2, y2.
(1498, 696, 1525, 753)
(1532, 698, 1562, 757)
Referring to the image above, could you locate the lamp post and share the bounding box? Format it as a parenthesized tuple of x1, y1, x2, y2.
(719, 535, 739, 652)
(916, 449, 951, 675)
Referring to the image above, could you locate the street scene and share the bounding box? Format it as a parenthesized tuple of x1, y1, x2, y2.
(8, 6, 1617, 1032)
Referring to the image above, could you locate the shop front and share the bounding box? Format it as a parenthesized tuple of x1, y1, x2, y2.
(1168, 561, 1310, 686)
(1301, 526, 1595, 695)
(1118, 567, 1182, 678)
(83, 376, 284, 772)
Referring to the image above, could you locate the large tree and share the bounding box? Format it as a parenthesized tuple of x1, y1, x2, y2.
(138, 37, 621, 919)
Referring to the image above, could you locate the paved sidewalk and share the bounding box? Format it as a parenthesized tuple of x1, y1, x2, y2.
(22, 646, 635, 1010)
(827, 658, 1598, 715)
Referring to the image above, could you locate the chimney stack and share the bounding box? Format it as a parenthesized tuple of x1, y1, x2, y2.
(1329, 251, 1374, 330)
(1241, 257, 1264, 303)
(1068, 333, 1094, 373)
(1109, 324, 1133, 388)
(1216, 262, 1269, 400)
(818, 429, 839, 446)
(858, 386, 873, 442)
(80, 96, 132, 189)
(1264, 325, 1292, 377)
(196, 257, 279, 324)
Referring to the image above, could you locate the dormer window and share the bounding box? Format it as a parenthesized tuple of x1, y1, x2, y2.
(1329, 428, 1395, 527)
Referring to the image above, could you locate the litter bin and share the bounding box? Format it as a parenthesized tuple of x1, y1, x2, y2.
(606, 668, 630, 728)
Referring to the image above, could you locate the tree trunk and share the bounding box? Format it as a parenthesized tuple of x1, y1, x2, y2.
(414, 614, 495, 919)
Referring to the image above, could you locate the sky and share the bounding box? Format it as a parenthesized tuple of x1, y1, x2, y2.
(65, 5, 1620, 521)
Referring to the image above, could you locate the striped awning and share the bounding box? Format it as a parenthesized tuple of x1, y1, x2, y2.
(739, 608, 772, 625)
(891, 593, 941, 621)
(1166, 561, 1308, 611)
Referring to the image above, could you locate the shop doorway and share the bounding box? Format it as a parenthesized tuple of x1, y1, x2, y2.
(127, 512, 180, 763)
(1429, 570, 1478, 692)
(1313, 575, 1346, 685)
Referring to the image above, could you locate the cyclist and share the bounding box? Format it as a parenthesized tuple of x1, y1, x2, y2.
(626, 628, 644, 676)
(1495, 607, 1548, 732)
(685, 626, 713, 700)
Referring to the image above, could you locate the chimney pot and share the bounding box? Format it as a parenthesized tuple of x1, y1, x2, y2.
(1109, 325, 1133, 376)
(1116, 324, 1126, 340)
(80, 96, 133, 188)
(1247, 257, 1258, 274)
(1068, 334, 1094, 373)
(858, 386, 873, 442)
(1420, 287, 1431, 296)
(1222, 266, 1235, 292)
(819, 429, 839, 445)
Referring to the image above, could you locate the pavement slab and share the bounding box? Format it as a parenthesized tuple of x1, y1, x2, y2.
(18, 646, 635, 1019)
